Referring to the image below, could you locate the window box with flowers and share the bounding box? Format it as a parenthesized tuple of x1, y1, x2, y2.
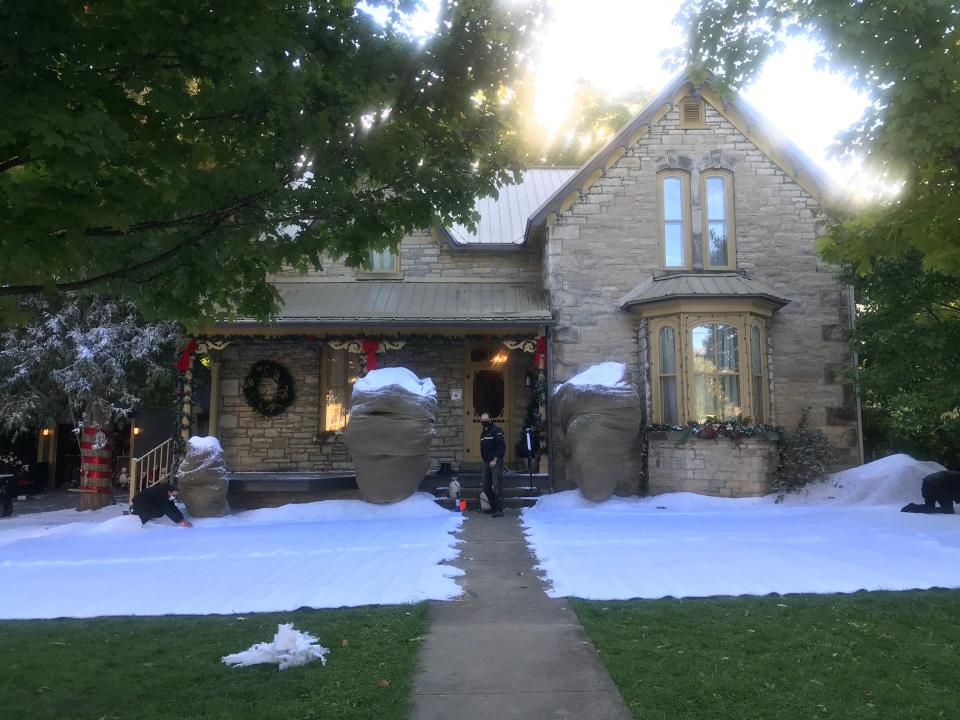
(645, 420, 780, 498)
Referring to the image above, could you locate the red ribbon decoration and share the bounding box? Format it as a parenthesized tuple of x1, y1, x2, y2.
(176, 339, 199, 372)
(361, 340, 380, 371)
(534, 335, 547, 369)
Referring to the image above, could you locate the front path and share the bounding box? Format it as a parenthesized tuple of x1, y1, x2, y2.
(410, 509, 632, 720)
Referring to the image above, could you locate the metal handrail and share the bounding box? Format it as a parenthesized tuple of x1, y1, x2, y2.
(127, 438, 175, 506)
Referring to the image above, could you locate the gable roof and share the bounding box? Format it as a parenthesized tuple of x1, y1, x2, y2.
(524, 70, 839, 243)
(439, 167, 577, 247)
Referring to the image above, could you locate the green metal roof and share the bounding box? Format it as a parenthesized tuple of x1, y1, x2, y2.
(619, 272, 790, 309)
(227, 281, 553, 326)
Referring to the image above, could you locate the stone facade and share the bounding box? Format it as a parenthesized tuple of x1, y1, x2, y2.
(647, 432, 777, 497)
(544, 97, 860, 494)
(216, 336, 537, 473)
(272, 230, 542, 283)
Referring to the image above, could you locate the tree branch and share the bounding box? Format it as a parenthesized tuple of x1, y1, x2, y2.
(0, 155, 31, 173)
(81, 177, 294, 238)
(0, 225, 221, 297)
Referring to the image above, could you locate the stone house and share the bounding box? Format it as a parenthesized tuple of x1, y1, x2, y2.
(193, 71, 862, 498)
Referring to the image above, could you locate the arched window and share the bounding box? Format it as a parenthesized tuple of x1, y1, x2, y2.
(659, 172, 690, 269)
(657, 326, 679, 424)
(702, 171, 735, 269)
(691, 322, 741, 420)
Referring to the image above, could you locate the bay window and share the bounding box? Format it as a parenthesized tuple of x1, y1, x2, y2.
(651, 314, 769, 424)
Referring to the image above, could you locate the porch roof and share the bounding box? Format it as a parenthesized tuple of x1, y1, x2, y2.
(619, 272, 790, 309)
(216, 281, 553, 327)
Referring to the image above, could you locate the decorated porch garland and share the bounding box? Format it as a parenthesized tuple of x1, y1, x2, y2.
(242, 360, 295, 416)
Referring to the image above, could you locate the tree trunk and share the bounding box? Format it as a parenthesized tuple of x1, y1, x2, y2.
(77, 398, 115, 511)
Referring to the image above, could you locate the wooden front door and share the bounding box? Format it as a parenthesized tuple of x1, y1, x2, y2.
(464, 346, 511, 465)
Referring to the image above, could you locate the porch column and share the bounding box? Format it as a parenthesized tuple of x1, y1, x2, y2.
(208, 349, 222, 438)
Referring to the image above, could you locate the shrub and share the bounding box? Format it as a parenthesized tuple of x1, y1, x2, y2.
(774, 408, 837, 498)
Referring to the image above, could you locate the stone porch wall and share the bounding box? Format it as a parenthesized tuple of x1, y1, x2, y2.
(647, 432, 777, 497)
(216, 337, 537, 473)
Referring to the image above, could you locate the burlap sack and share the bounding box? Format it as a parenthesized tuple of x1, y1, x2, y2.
(177, 436, 230, 517)
(556, 382, 640, 502)
(344, 386, 437, 504)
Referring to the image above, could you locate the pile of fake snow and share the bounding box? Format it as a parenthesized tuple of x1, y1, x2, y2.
(554, 362, 627, 393)
(353, 367, 436, 398)
(222, 623, 329, 670)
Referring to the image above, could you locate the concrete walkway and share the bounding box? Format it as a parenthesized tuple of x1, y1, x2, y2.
(410, 509, 633, 720)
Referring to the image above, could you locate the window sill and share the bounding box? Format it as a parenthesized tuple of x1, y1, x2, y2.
(356, 271, 403, 281)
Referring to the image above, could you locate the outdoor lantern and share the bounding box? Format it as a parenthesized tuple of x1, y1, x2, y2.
(132, 426, 142, 436)
(41, 428, 52, 437)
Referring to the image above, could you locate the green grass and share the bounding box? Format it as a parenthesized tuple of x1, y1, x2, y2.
(0, 605, 428, 720)
(572, 590, 960, 720)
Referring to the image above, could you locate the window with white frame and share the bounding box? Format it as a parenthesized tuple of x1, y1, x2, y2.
(651, 314, 768, 424)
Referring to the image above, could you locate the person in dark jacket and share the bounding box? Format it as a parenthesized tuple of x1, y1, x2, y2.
(132, 482, 193, 527)
(901, 470, 960, 514)
(479, 413, 506, 517)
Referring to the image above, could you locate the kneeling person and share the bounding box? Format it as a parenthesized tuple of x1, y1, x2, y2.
(132, 482, 193, 527)
(901, 470, 960, 514)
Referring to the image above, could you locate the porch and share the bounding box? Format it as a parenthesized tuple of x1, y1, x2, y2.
(183, 279, 552, 505)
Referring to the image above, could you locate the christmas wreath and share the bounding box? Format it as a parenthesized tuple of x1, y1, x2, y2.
(242, 360, 295, 416)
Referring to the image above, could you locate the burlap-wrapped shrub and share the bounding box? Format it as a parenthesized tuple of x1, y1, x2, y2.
(177, 436, 229, 517)
(556, 362, 641, 502)
(344, 368, 437, 504)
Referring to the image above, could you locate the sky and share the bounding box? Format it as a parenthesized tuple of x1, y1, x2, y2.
(530, 0, 871, 190)
(366, 0, 873, 193)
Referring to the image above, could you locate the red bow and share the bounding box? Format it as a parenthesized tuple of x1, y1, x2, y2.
(534, 335, 547, 369)
(176, 339, 199, 373)
(361, 340, 380, 371)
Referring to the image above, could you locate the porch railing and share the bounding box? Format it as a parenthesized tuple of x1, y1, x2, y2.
(127, 438, 175, 506)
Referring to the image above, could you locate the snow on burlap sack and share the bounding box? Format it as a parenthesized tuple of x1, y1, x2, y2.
(555, 363, 641, 503)
(221, 623, 329, 671)
(176, 436, 229, 517)
(344, 368, 437, 504)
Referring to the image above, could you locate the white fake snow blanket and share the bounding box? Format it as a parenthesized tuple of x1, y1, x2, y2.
(0, 493, 462, 619)
(523, 454, 960, 599)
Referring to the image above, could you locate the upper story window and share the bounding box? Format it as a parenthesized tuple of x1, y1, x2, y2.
(367, 247, 398, 272)
(659, 172, 691, 269)
(702, 171, 735, 269)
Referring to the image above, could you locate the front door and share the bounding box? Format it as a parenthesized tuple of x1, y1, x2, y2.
(464, 346, 511, 466)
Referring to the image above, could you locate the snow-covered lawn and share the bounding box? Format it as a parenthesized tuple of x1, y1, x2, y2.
(523, 454, 960, 600)
(0, 493, 462, 619)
